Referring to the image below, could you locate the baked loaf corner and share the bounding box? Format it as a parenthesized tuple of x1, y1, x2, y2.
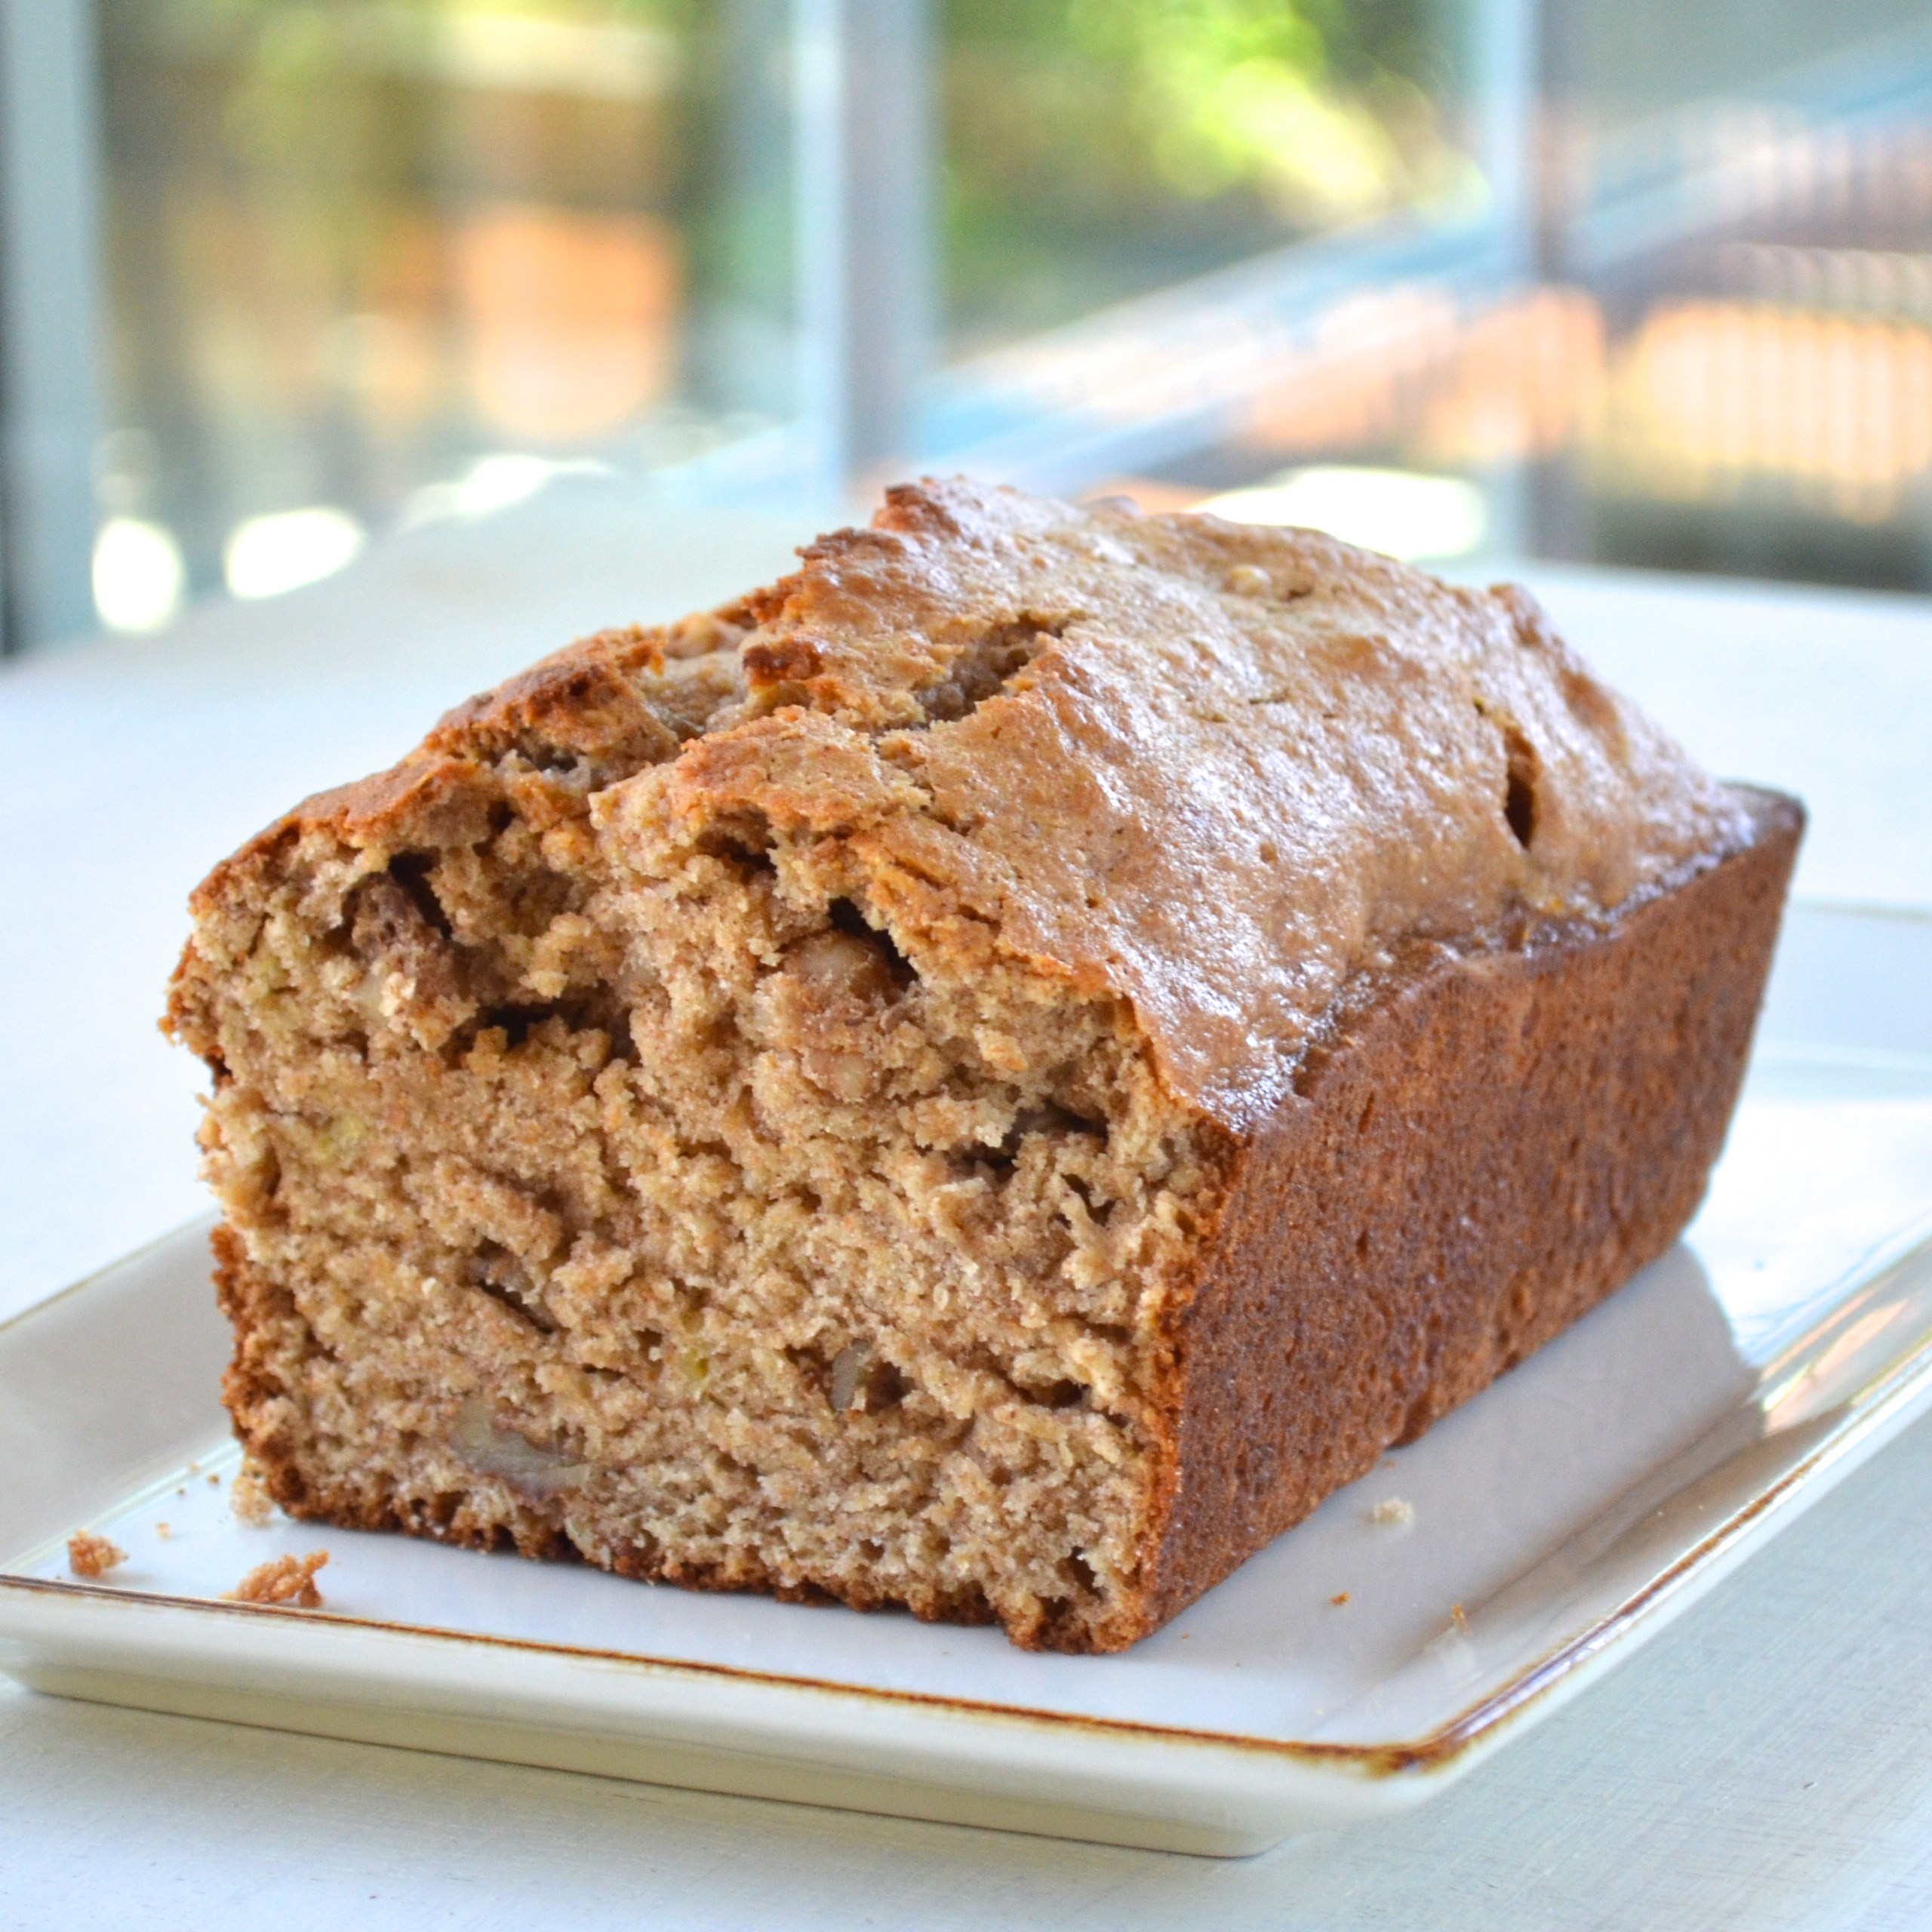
(166, 478, 1801, 1651)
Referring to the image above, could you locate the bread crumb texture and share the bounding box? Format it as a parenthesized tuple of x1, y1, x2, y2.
(66, 1531, 127, 1579)
(228, 1550, 329, 1607)
(1371, 1497, 1416, 1528)
(165, 478, 1750, 1652)
(229, 1463, 276, 1526)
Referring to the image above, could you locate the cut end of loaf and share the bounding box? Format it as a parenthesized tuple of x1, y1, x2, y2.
(170, 616, 1219, 1651)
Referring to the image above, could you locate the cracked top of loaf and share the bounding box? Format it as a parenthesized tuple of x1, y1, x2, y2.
(194, 476, 1751, 1126)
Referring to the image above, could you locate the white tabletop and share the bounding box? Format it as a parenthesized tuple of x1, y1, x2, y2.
(2, 486, 1930, 1926)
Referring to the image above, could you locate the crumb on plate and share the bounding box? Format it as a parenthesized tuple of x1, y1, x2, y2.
(1330, 1591, 1351, 1606)
(155, 1521, 172, 1540)
(1370, 1497, 1415, 1528)
(230, 1465, 275, 1527)
(1451, 1601, 1471, 1635)
(66, 1531, 127, 1579)
(226, 1550, 328, 1608)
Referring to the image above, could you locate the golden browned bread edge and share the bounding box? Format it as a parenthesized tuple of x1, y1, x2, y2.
(1117, 783, 1804, 1648)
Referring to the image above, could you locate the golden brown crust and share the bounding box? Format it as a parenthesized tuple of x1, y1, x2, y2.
(174, 616, 743, 931)
(1123, 786, 1803, 1643)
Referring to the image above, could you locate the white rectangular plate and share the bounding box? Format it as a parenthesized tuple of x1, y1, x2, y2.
(4, 906, 1930, 1857)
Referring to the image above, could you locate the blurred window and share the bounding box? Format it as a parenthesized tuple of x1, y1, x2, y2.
(91, 0, 797, 632)
(940, 0, 1480, 358)
(1061, 0, 1932, 589)
(0, 0, 1926, 649)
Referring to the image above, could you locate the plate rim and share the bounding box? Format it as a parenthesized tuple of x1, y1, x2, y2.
(5, 1032, 1932, 1819)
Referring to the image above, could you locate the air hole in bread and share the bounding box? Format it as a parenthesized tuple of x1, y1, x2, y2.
(697, 811, 776, 878)
(827, 1340, 909, 1414)
(826, 897, 917, 989)
(469, 989, 635, 1059)
(388, 851, 454, 939)
(1502, 724, 1540, 849)
(985, 1101, 1106, 1174)
(916, 616, 1065, 721)
(464, 1241, 558, 1334)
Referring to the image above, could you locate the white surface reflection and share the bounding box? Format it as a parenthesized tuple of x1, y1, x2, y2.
(1690, 1048, 1932, 1364)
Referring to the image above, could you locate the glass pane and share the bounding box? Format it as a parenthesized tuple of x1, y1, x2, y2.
(939, 0, 1481, 361)
(918, 0, 1527, 558)
(1546, 0, 1932, 589)
(993, 0, 1932, 594)
(77, 0, 1932, 630)
(94, 0, 798, 626)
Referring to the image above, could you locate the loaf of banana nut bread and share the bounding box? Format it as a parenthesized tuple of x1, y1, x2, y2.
(165, 478, 1801, 1653)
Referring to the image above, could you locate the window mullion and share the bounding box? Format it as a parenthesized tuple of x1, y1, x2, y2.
(0, 0, 104, 650)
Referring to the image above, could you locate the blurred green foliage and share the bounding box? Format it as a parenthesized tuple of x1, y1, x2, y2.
(942, 0, 1462, 350)
(109, 0, 1464, 366)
